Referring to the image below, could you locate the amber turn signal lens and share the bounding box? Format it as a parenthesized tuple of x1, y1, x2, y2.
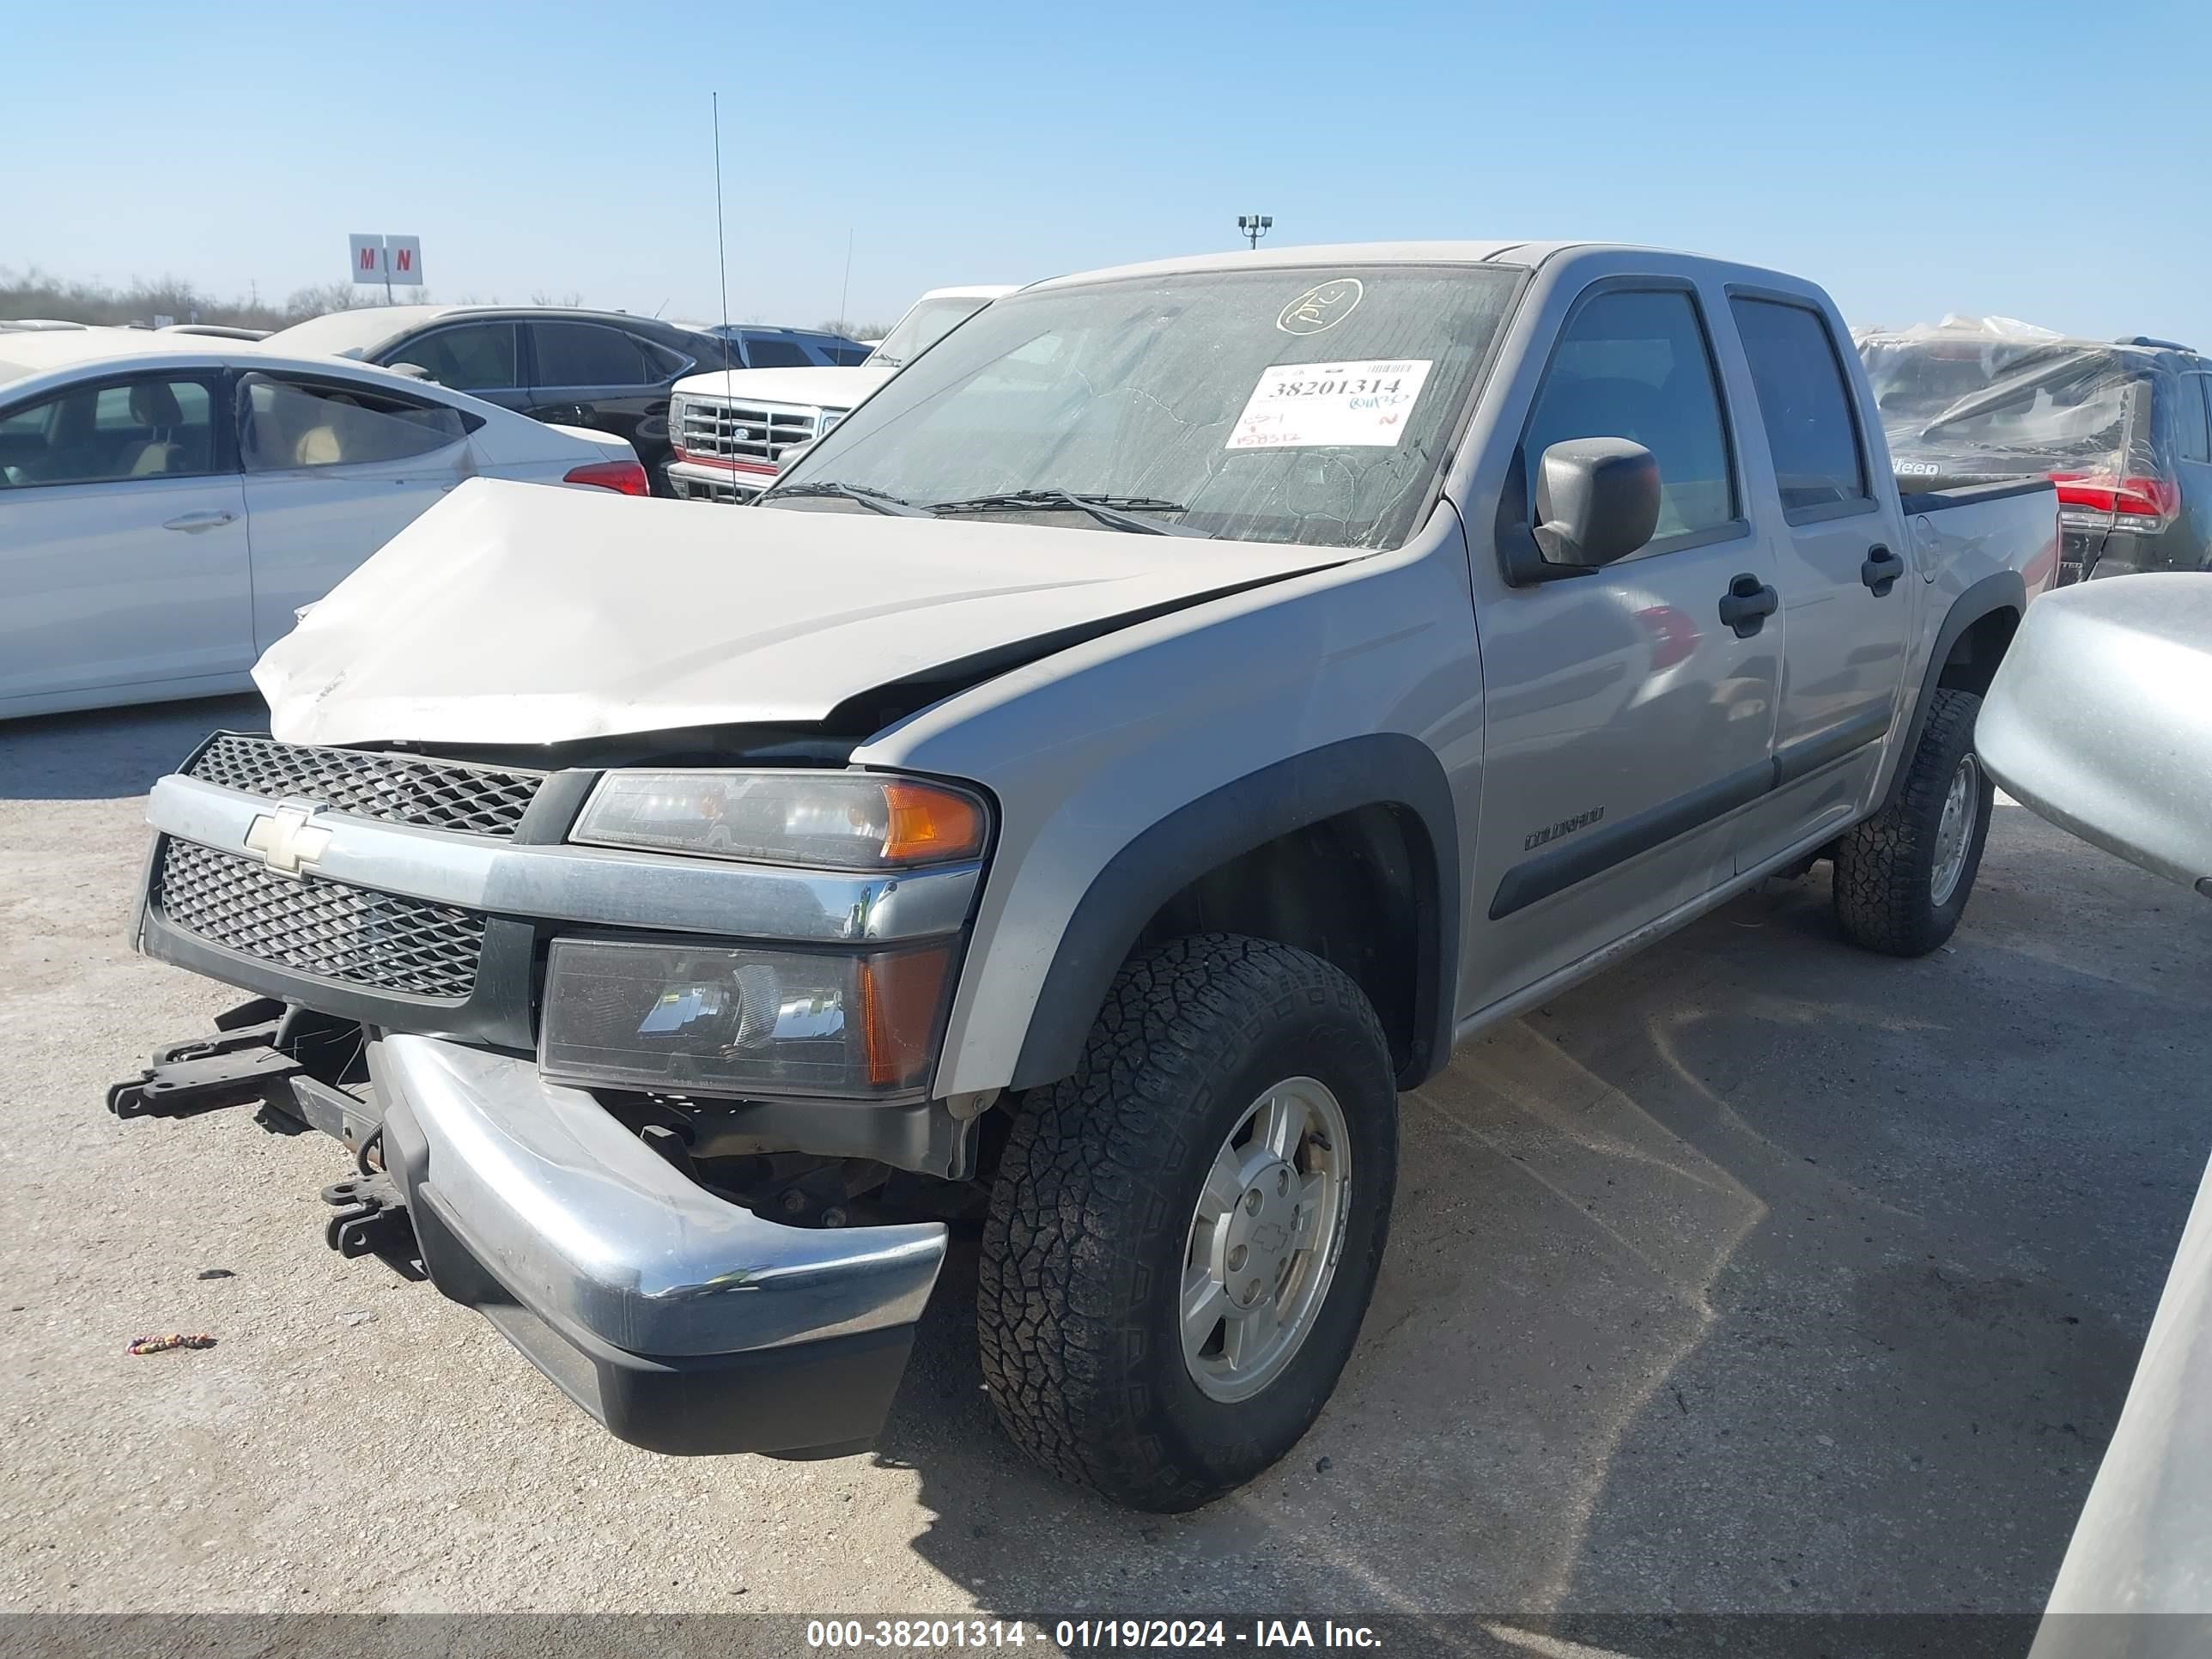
(880, 781, 987, 863)
(856, 945, 953, 1088)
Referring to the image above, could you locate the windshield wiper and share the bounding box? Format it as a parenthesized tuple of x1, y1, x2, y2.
(927, 489, 1206, 537)
(765, 481, 934, 518)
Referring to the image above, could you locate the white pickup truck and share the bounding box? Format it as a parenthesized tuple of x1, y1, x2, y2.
(663, 285, 1012, 502)
(116, 241, 2057, 1512)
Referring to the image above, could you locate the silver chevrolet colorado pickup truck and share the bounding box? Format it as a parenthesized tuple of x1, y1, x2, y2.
(113, 241, 2057, 1512)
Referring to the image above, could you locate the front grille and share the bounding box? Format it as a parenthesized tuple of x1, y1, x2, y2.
(186, 733, 545, 837)
(675, 398, 842, 466)
(158, 840, 484, 1000)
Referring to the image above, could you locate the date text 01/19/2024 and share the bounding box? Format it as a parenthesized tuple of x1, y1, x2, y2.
(803, 1619, 1384, 1650)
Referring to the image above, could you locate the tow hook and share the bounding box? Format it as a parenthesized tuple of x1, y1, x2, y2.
(320, 1173, 412, 1261)
(106, 1000, 300, 1118)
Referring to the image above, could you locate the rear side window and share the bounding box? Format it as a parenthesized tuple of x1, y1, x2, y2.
(239, 375, 471, 471)
(635, 338, 691, 380)
(743, 337, 814, 368)
(2172, 373, 2211, 463)
(390, 324, 518, 392)
(533, 323, 647, 386)
(823, 343, 873, 366)
(1731, 298, 1869, 514)
(1526, 288, 1738, 540)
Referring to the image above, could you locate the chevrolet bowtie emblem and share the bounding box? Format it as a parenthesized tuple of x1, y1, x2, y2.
(243, 804, 333, 877)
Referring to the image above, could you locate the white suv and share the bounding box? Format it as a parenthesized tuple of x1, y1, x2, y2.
(665, 284, 1013, 502)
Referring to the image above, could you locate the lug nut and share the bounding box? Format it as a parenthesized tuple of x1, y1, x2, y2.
(781, 1191, 807, 1215)
(1244, 1190, 1262, 1214)
(1277, 1168, 1291, 1196)
(820, 1206, 848, 1229)
(1227, 1244, 1247, 1272)
(1246, 1280, 1265, 1304)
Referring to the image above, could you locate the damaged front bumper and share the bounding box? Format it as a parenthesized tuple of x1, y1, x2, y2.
(115, 1022, 949, 1458)
(372, 1034, 947, 1457)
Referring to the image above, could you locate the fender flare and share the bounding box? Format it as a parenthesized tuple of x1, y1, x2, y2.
(1884, 568, 2027, 811)
(1007, 733, 1462, 1092)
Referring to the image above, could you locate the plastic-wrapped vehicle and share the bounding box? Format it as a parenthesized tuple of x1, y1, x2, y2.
(1858, 319, 2212, 584)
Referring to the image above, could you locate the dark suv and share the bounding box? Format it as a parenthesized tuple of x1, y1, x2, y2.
(1860, 331, 2212, 583)
(262, 307, 738, 495)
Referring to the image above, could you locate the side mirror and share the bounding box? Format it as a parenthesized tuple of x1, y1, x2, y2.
(1533, 438, 1661, 568)
(775, 439, 816, 472)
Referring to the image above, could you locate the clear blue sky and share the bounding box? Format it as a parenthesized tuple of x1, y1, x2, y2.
(11, 0, 2210, 340)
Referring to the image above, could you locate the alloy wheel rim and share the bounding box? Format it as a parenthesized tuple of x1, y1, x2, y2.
(1930, 754, 1979, 906)
(1180, 1076, 1352, 1403)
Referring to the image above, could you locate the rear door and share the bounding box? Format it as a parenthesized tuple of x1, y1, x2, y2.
(2169, 369, 2212, 565)
(234, 370, 477, 652)
(1460, 279, 1783, 1013)
(1725, 292, 1912, 855)
(0, 369, 252, 708)
(525, 320, 659, 433)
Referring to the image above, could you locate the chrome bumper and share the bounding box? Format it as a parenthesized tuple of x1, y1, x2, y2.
(665, 457, 773, 503)
(372, 1033, 947, 1454)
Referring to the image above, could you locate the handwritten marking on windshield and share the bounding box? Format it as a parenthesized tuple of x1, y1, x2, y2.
(1277, 278, 1364, 335)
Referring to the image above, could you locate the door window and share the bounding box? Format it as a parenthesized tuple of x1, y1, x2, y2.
(532, 323, 647, 386)
(1525, 289, 1737, 541)
(238, 374, 471, 471)
(389, 323, 519, 392)
(2172, 374, 2211, 464)
(1730, 297, 1870, 514)
(0, 374, 219, 488)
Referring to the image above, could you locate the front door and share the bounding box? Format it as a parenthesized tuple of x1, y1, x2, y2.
(1461, 282, 1782, 1015)
(0, 370, 252, 709)
(1725, 294, 1912, 855)
(380, 321, 529, 411)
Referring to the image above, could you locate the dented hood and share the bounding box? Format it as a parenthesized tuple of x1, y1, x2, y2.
(255, 478, 1351, 747)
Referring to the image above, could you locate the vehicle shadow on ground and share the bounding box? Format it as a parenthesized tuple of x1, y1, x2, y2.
(870, 810, 2209, 1632)
(0, 695, 266, 800)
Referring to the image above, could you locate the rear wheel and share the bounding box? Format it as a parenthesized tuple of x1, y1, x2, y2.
(976, 934, 1396, 1512)
(1832, 688, 1993, 957)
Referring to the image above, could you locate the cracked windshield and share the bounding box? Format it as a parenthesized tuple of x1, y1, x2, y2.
(765, 264, 1521, 548)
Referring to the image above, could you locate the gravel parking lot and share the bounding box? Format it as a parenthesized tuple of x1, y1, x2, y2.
(3, 693, 2207, 1624)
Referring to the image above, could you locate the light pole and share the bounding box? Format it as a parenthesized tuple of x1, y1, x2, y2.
(1237, 213, 1273, 251)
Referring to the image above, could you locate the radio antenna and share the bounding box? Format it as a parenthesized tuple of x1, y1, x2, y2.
(713, 92, 732, 402)
(838, 228, 854, 338)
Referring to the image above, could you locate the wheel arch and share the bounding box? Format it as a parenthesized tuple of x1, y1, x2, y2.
(1882, 570, 2025, 811)
(1006, 734, 1460, 1094)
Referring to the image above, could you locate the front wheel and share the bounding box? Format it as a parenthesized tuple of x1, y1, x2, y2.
(1832, 688, 1994, 957)
(976, 934, 1397, 1512)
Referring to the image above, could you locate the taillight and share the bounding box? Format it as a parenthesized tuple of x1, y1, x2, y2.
(563, 459, 650, 496)
(2048, 471, 2178, 525)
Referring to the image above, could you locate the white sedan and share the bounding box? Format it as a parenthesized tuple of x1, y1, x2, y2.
(0, 327, 647, 720)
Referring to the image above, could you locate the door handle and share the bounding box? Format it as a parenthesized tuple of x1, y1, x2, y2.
(1861, 544, 1905, 596)
(1717, 573, 1778, 639)
(162, 511, 237, 533)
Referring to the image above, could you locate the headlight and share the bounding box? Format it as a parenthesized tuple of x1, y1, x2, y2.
(573, 770, 988, 871)
(540, 938, 953, 1097)
(668, 394, 690, 429)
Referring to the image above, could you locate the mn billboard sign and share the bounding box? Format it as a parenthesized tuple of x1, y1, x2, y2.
(347, 234, 426, 293)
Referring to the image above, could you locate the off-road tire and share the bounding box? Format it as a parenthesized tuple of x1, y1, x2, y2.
(1832, 688, 1993, 957)
(976, 934, 1397, 1512)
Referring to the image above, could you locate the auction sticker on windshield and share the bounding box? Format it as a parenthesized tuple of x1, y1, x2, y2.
(1227, 359, 1434, 450)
